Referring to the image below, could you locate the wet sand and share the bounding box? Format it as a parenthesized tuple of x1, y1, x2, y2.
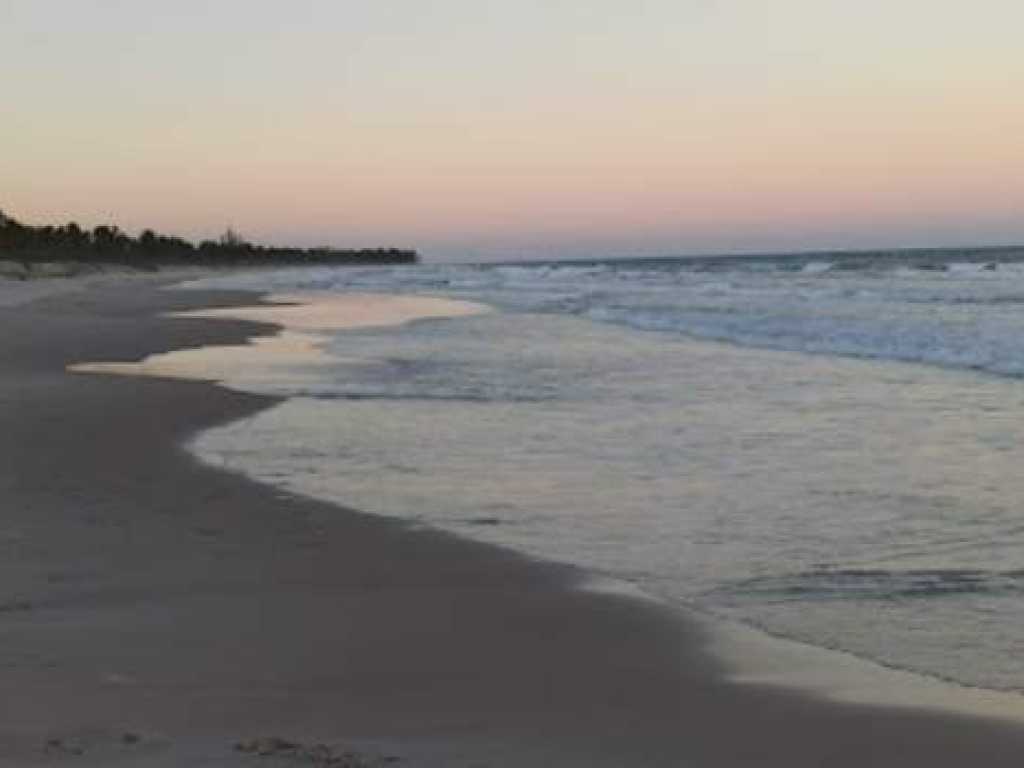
(4, 275, 1024, 766)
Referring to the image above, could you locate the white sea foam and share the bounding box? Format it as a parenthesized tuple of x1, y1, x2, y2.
(189, 254, 1024, 379)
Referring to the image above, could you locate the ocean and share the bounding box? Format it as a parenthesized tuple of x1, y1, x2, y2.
(184, 249, 1024, 695)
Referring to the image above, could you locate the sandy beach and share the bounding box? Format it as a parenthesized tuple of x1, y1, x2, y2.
(5, 274, 1024, 767)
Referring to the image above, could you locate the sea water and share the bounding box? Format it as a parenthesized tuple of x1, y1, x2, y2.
(185, 250, 1024, 694)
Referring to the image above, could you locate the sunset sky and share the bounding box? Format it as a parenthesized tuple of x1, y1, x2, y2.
(3, 1, 1023, 261)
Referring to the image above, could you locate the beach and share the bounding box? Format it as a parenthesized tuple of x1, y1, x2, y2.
(5, 273, 1024, 767)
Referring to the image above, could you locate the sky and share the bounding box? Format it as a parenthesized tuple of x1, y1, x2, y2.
(2, 1, 1023, 261)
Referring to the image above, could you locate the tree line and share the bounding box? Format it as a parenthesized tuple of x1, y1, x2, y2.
(0, 211, 418, 267)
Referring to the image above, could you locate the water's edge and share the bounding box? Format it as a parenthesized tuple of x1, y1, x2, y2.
(75, 284, 1024, 726)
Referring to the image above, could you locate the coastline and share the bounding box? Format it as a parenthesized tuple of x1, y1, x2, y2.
(4, 275, 1024, 765)
(88, 285, 1024, 724)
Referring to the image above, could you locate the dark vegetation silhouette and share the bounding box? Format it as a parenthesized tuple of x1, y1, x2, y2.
(0, 210, 418, 267)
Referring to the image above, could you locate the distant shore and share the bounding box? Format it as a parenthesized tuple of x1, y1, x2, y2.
(0, 210, 418, 269)
(4, 273, 1024, 766)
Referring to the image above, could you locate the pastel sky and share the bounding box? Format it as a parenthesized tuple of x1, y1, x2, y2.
(3, 1, 1023, 261)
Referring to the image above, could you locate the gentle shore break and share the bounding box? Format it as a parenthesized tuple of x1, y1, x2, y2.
(84, 284, 1024, 727)
(3, 273, 1024, 765)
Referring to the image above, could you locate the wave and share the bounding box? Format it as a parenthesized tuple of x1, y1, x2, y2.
(185, 249, 1024, 380)
(284, 390, 550, 404)
(584, 303, 1024, 378)
(713, 568, 1024, 603)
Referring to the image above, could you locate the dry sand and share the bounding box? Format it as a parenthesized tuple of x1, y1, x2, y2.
(3, 274, 1024, 766)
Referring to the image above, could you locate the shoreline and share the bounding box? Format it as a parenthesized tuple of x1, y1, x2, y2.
(89, 283, 1024, 726)
(4, 274, 1024, 765)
